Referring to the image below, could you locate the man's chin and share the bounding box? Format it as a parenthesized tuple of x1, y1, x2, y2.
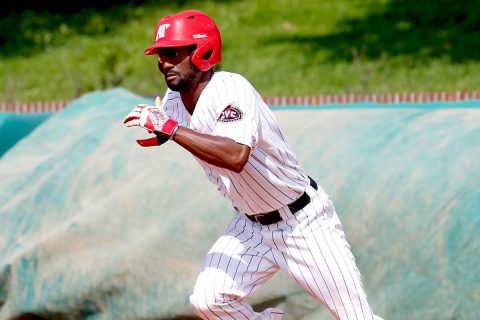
(166, 81, 187, 92)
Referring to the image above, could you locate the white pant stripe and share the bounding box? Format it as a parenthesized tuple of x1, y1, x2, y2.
(267, 227, 299, 288)
(201, 251, 223, 320)
(303, 194, 345, 313)
(282, 219, 327, 301)
(326, 223, 372, 319)
(318, 222, 357, 320)
(287, 213, 332, 307)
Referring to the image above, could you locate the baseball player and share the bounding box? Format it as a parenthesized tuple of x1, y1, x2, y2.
(124, 10, 383, 320)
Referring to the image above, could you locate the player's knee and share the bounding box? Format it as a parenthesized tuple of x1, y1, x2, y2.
(190, 287, 240, 317)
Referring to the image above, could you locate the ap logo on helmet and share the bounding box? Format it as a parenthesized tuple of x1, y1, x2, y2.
(156, 24, 170, 41)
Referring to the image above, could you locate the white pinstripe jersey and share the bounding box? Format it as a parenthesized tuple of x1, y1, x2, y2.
(163, 71, 309, 215)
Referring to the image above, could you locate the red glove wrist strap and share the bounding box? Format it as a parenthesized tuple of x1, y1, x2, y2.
(170, 125, 180, 140)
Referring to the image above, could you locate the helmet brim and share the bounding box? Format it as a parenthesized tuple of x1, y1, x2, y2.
(144, 39, 196, 55)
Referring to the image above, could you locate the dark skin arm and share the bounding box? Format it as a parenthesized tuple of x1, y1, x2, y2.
(171, 126, 251, 173)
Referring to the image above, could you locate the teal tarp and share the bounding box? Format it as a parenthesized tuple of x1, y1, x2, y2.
(0, 112, 53, 157)
(0, 88, 479, 320)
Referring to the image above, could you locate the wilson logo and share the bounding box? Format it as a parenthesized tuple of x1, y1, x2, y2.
(156, 23, 170, 41)
(193, 34, 207, 39)
(218, 105, 243, 122)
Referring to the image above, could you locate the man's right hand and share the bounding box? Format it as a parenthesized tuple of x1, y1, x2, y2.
(123, 97, 180, 147)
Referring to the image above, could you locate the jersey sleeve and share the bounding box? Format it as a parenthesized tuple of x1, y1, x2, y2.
(211, 76, 260, 148)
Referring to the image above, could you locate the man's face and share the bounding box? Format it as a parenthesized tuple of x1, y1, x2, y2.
(156, 45, 198, 91)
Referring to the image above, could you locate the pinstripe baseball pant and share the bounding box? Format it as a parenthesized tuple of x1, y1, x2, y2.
(190, 183, 383, 320)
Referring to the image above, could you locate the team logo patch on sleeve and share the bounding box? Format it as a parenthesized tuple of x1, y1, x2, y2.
(218, 105, 243, 122)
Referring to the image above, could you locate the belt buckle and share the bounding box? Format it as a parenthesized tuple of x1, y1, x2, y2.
(247, 211, 276, 225)
(253, 212, 267, 224)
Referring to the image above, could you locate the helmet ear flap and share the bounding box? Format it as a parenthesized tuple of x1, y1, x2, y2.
(191, 40, 221, 71)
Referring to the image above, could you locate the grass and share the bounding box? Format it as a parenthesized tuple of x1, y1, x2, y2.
(1, 0, 480, 102)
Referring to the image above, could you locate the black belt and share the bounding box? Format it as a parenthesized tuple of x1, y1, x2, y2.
(246, 177, 318, 225)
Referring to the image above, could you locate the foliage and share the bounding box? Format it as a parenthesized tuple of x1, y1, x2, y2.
(1, 0, 480, 102)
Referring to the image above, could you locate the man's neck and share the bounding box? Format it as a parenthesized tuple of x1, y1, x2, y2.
(180, 70, 214, 115)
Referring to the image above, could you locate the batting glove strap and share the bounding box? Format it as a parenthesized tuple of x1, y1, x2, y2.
(169, 124, 180, 140)
(155, 117, 179, 136)
(136, 135, 170, 147)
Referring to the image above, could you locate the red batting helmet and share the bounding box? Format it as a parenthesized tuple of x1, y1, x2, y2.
(144, 10, 222, 71)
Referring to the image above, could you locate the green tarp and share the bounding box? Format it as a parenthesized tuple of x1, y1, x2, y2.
(0, 88, 479, 320)
(0, 112, 53, 157)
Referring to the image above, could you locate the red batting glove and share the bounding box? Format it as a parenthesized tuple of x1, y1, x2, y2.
(123, 97, 179, 147)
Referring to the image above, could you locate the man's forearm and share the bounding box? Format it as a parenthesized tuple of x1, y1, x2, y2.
(171, 126, 250, 172)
